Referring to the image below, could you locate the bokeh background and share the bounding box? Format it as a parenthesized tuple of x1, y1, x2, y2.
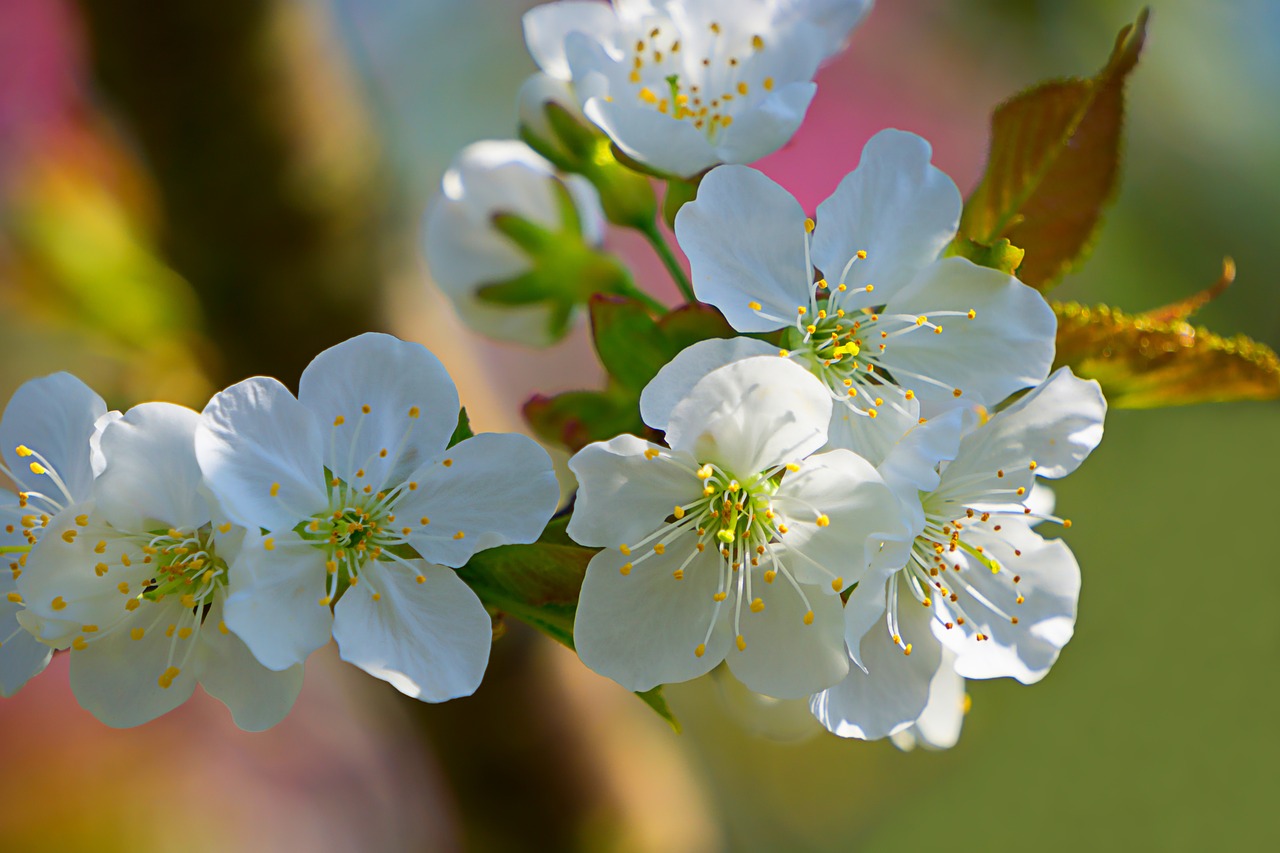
(1, 0, 1277, 850)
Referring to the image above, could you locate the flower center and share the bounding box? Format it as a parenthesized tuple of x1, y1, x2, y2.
(624, 20, 774, 142)
(616, 452, 826, 659)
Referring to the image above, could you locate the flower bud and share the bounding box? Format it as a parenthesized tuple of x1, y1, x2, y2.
(423, 140, 632, 346)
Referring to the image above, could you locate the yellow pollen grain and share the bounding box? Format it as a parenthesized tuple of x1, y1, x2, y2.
(735, 635, 747, 652)
(778, 349, 790, 357)
(737, 81, 748, 95)
(158, 667, 181, 689)
(830, 577, 843, 592)
(713, 591, 728, 602)
(270, 482, 280, 497)
(749, 597, 764, 613)
(95, 562, 109, 577)
(803, 610, 815, 626)
(673, 505, 685, 520)
(178, 627, 193, 640)
(748, 300, 762, 311)
(453, 531, 465, 540)
(695, 643, 707, 658)
(644, 448, 660, 460)
(72, 636, 88, 651)
(334, 415, 345, 426)
(6, 592, 20, 604)
(125, 599, 140, 611)
(672, 569, 684, 580)
(180, 594, 196, 608)
(29, 462, 47, 475)
(51, 596, 67, 611)
(953, 388, 963, 398)
(61, 530, 77, 544)
(903, 643, 913, 656)
(639, 86, 658, 104)
(804, 218, 815, 233)
(443, 458, 453, 467)
(654, 543, 666, 555)
(815, 514, 830, 528)
(763, 76, 774, 91)
(967, 309, 977, 319)
(361, 404, 371, 414)
(264, 538, 276, 551)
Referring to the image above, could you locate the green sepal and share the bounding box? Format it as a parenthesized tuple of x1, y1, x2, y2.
(956, 8, 1149, 290)
(522, 384, 647, 453)
(662, 176, 701, 230)
(946, 237, 1026, 276)
(448, 407, 473, 448)
(636, 686, 681, 733)
(589, 294, 736, 394)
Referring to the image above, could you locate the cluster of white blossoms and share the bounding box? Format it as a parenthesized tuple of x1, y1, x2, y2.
(562, 128, 1104, 746)
(0, 334, 558, 728)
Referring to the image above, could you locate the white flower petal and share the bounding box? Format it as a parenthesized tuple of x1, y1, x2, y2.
(298, 333, 460, 487)
(522, 1, 622, 79)
(193, 592, 304, 731)
(222, 531, 332, 671)
(333, 560, 492, 702)
(677, 165, 809, 331)
(890, 648, 965, 751)
(0, 372, 106, 502)
(810, 593, 942, 740)
(713, 82, 816, 165)
(882, 257, 1057, 411)
(639, 337, 780, 432)
(665, 356, 831, 474)
(68, 598, 198, 727)
(724, 575, 846, 699)
(574, 533, 730, 692)
(774, 449, 907, 586)
(94, 403, 209, 533)
(876, 404, 965, 495)
(775, 0, 873, 60)
(398, 433, 559, 568)
(0, 571, 52, 695)
(583, 94, 718, 178)
(196, 377, 329, 532)
(812, 130, 961, 301)
(566, 435, 701, 548)
(822, 384, 919, 466)
(937, 520, 1080, 684)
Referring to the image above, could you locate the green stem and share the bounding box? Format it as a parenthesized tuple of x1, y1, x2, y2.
(639, 223, 695, 303)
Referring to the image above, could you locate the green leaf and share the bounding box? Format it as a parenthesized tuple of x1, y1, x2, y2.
(958, 8, 1149, 289)
(448, 407, 473, 448)
(589, 295, 736, 394)
(636, 686, 681, 733)
(523, 386, 645, 452)
(455, 539, 595, 650)
(1053, 261, 1280, 408)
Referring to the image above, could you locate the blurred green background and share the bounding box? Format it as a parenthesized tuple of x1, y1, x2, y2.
(0, 0, 1276, 850)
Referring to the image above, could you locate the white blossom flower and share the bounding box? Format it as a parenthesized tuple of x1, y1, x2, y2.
(16, 401, 304, 729)
(0, 373, 107, 697)
(810, 368, 1106, 741)
(668, 129, 1057, 453)
(523, 0, 872, 178)
(195, 333, 560, 702)
(569, 355, 908, 698)
(424, 140, 608, 346)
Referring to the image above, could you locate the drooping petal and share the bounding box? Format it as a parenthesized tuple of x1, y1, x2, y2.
(193, 592, 304, 731)
(947, 368, 1106, 491)
(398, 433, 559, 568)
(810, 590, 942, 740)
(566, 435, 701, 548)
(94, 403, 209, 533)
(574, 532, 730, 692)
(0, 569, 52, 696)
(676, 165, 810, 332)
(724, 573, 846, 699)
(639, 337, 780, 432)
(773, 449, 908, 587)
(889, 648, 966, 751)
(522, 1, 622, 79)
(583, 95, 718, 178)
(881, 257, 1056, 412)
(713, 82, 816, 166)
(665, 357, 831, 474)
(222, 531, 332, 671)
(298, 333, 460, 488)
(68, 597, 198, 727)
(812, 130, 961, 302)
(936, 520, 1080, 684)
(333, 560, 492, 702)
(196, 378, 329, 532)
(0, 372, 106, 502)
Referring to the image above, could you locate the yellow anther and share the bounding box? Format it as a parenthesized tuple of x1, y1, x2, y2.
(832, 341, 860, 358)
(763, 76, 774, 91)
(785, 463, 800, 473)
(125, 599, 140, 611)
(442, 458, 453, 468)
(263, 538, 275, 551)
(1063, 519, 1073, 529)
(72, 636, 88, 651)
(74, 514, 89, 527)
(868, 409, 878, 419)
(737, 81, 748, 95)
(713, 591, 728, 602)
(953, 388, 963, 398)
(270, 482, 280, 496)
(1016, 487, 1027, 496)
(639, 86, 658, 103)
(778, 349, 790, 357)
(654, 543, 666, 555)
(5, 592, 20, 604)
(629, 69, 641, 83)
(116, 582, 129, 594)
(130, 627, 145, 641)
(15, 445, 33, 457)
(178, 627, 192, 640)
(934, 325, 943, 334)
(158, 666, 181, 689)
(1028, 460, 1038, 471)
(874, 397, 884, 406)
(372, 593, 382, 603)
(749, 597, 764, 613)
(803, 610, 815, 625)
(409, 482, 419, 491)
(806, 324, 817, 334)
(180, 594, 196, 608)
(804, 218, 815, 233)
(905, 389, 915, 401)
(51, 596, 67, 611)
(453, 531, 465, 540)
(28, 462, 46, 475)
(735, 635, 747, 651)
(695, 643, 707, 658)
(319, 596, 332, 606)
(967, 309, 977, 319)
(796, 305, 807, 316)
(716, 529, 735, 544)
(644, 448, 660, 460)
(903, 643, 913, 656)
(830, 577, 843, 592)
(748, 300, 762, 311)
(620, 544, 632, 555)
(361, 404, 371, 414)
(672, 569, 684, 580)
(815, 514, 830, 528)
(777, 524, 788, 534)
(696, 464, 714, 480)
(333, 415, 345, 426)
(673, 505, 685, 520)
(218, 522, 232, 534)
(60, 530, 77, 543)
(415, 575, 427, 585)
(916, 315, 928, 326)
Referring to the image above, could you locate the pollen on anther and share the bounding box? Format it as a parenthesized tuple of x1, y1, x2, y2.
(361, 404, 371, 415)
(264, 538, 276, 551)
(735, 635, 747, 651)
(815, 514, 830, 527)
(694, 643, 706, 658)
(804, 218, 815, 233)
(830, 576, 843, 592)
(158, 666, 181, 689)
(953, 388, 963, 398)
(442, 458, 453, 467)
(333, 415, 345, 426)
(453, 531, 465, 540)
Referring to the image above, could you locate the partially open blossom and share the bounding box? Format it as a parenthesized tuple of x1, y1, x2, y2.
(424, 140, 623, 346)
(810, 369, 1106, 741)
(523, 0, 872, 177)
(196, 333, 559, 702)
(569, 356, 907, 698)
(0, 374, 106, 698)
(669, 129, 1057, 453)
(17, 402, 304, 730)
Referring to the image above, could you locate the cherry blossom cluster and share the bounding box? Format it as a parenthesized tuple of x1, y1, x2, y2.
(0, 334, 558, 728)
